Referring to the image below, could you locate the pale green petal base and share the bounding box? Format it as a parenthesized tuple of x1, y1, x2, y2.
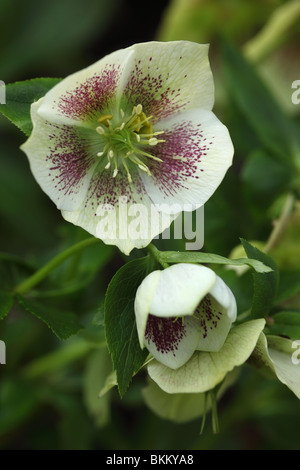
(147, 319, 265, 394)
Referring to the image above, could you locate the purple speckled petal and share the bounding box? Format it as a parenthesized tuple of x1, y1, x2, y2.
(139, 108, 234, 213)
(61, 168, 177, 255)
(21, 99, 98, 211)
(37, 41, 213, 127)
(20, 41, 233, 255)
(144, 314, 202, 370)
(147, 320, 266, 394)
(123, 41, 214, 122)
(37, 47, 135, 125)
(194, 293, 234, 353)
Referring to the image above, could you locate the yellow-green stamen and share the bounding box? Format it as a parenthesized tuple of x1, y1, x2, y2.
(95, 104, 164, 183)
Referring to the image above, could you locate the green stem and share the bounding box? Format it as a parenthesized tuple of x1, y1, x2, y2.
(243, 0, 300, 63)
(264, 192, 295, 253)
(14, 237, 100, 296)
(210, 390, 220, 434)
(147, 243, 169, 269)
(200, 392, 208, 435)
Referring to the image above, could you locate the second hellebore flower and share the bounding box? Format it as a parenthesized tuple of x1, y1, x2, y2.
(134, 263, 237, 369)
(21, 41, 234, 254)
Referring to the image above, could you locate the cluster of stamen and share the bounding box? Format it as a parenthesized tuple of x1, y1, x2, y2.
(95, 104, 164, 183)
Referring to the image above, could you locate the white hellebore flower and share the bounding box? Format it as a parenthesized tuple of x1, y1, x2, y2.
(21, 41, 234, 255)
(134, 263, 237, 369)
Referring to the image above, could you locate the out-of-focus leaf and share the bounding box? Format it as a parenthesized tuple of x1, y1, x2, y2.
(242, 150, 293, 206)
(0, 0, 121, 79)
(53, 394, 93, 450)
(45, 229, 115, 293)
(0, 78, 61, 136)
(0, 292, 13, 320)
(276, 270, 300, 303)
(266, 311, 300, 339)
(17, 295, 82, 340)
(23, 338, 92, 379)
(84, 349, 112, 427)
(218, 268, 253, 316)
(221, 41, 300, 167)
(158, 0, 275, 43)
(241, 239, 278, 318)
(269, 201, 300, 271)
(92, 304, 104, 327)
(99, 371, 117, 398)
(0, 140, 60, 251)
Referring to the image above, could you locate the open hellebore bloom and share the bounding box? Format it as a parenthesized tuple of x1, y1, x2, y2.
(21, 41, 234, 254)
(134, 263, 237, 369)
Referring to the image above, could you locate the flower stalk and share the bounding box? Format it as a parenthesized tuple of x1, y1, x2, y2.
(147, 243, 169, 269)
(14, 237, 100, 295)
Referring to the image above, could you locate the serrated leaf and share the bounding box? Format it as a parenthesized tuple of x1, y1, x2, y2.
(0, 78, 61, 136)
(104, 256, 157, 397)
(0, 292, 13, 320)
(241, 239, 278, 318)
(160, 250, 272, 273)
(17, 295, 82, 340)
(84, 349, 112, 427)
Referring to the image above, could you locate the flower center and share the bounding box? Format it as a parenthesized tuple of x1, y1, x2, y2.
(95, 104, 164, 183)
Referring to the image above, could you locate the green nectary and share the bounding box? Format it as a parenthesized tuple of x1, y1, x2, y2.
(95, 104, 165, 182)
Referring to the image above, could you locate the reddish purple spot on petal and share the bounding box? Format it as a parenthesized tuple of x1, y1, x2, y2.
(145, 315, 186, 356)
(148, 120, 208, 196)
(46, 124, 94, 197)
(195, 295, 223, 340)
(55, 65, 121, 120)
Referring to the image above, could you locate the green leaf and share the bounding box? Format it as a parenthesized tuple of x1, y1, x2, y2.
(17, 295, 82, 340)
(276, 270, 300, 303)
(266, 311, 300, 339)
(221, 40, 300, 166)
(242, 150, 293, 206)
(0, 0, 121, 79)
(83, 349, 112, 427)
(99, 371, 117, 398)
(160, 250, 273, 273)
(23, 338, 92, 379)
(0, 78, 61, 136)
(104, 256, 157, 397)
(0, 292, 13, 320)
(92, 304, 105, 327)
(241, 239, 278, 318)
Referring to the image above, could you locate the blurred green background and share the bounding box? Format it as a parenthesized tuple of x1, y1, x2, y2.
(1, 0, 300, 450)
